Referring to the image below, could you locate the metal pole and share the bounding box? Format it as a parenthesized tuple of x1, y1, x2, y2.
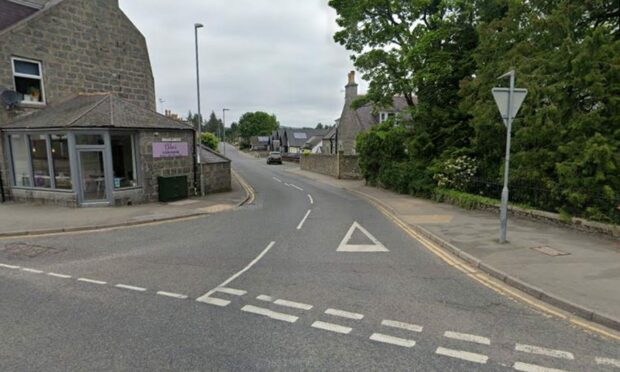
(194, 23, 204, 196)
(499, 70, 515, 243)
(222, 108, 229, 155)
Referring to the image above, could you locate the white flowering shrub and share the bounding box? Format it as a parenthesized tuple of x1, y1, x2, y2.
(433, 155, 477, 191)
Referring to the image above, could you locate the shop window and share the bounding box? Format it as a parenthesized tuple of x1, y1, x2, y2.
(29, 135, 51, 188)
(111, 134, 137, 189)
(51, 135, 72, 189)
(9, 134, 31, 187)
(12, 58, 45, 104)
(75, 134, 104, 145)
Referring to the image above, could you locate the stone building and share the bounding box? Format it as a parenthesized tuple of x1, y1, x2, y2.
(327, 71, 414, 155)
(0, 0, 227, 206)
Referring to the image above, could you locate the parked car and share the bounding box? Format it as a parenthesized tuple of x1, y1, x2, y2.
(267, 151, 282, 165)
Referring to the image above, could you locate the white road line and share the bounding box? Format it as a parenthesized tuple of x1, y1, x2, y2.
(596, 357, 620, 368)
(444, 331, 491, 345)
(311, 321, 352, 334)
(241, 305, 298, 323)
(78, 277, 107, 285)
(325, 308, 364, 320)
(435, 347, 488, 364)
(381, 319, 423, 333)
(215, 287, 247, 296)
(196, 241, 275, 303)
(157, 291, 188, 299)
(513, 362, 567, 372)
(284, 183, 291, 187)
(198, 297, 230, 307)
(47, 272, 72, 279)
(290, 184, 304, 191)
(273, 299, 313, 310)
(21, 268, 43, 274)
(0, 263, 20, 269)
(296, 210, 311, 230)
(369, 333, 416, 348)
(115, 284, 146, 292)
(515, 344, 574, 360)
(256, 294, 274, 302)
(272, 177, 282, 183)
(307, 194, 314, 204)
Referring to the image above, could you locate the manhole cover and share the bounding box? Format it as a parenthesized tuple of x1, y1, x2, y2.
(531, 246, 570, 257)
(2, 242, 66, 258)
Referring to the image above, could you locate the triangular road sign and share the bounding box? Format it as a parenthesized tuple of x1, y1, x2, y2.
(492, 87, 527, 126)
(337, 222, 389, 252)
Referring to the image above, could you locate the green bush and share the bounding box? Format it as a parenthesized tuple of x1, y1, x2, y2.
(201, 132, 219, 151)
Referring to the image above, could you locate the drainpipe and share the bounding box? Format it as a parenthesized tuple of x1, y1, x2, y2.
(0, 170, 4, 203)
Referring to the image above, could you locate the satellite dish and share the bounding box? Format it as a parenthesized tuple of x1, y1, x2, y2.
(1, 90, 19, 109)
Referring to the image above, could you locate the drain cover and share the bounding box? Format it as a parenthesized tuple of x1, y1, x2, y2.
(2, 242, 66, 258)
(531, 246, 570, 257)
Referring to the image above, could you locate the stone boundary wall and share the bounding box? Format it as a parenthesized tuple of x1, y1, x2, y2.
(201, 162, 231, 194)
(300, 153, 362, 180)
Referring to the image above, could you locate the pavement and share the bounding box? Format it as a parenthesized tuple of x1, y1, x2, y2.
(0, 143, 618, 371)
(0, 172, 249, 237)
(285, 166, 620, 329)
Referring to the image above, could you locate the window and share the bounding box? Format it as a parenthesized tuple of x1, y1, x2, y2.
(51, 135, 72, 189)
(12, 58, 45, 104)
(30, 135, 51, 188)
(9, 135, 30, 187)
(111, 134, 137, 189)
(76, 134, 104, 145)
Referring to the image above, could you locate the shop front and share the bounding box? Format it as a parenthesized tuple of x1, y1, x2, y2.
(1, 94, 195, 206)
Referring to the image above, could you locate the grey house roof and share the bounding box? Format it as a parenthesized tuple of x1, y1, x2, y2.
(355, 95, 413, 130)
(285, 127, 329, 147)
(0, 0, 38, 31)
(3, 93, 193, 131)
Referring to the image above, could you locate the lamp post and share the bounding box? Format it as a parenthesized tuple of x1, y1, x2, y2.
(194, 22, 204, 195)
(222, 108, 229, 154)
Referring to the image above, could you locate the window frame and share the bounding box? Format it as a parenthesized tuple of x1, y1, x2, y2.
(110, 132, 140, 190)
(11, 56, 46, 106)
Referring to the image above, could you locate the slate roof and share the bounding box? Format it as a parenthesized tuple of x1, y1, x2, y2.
(199, 145, 230, 164)
(0, 0, 38, 31)
(285, 127, 329, 147)
(304, 135, 323, 149)
(3, 93, 193, 131)
(355, 95, 413, 130)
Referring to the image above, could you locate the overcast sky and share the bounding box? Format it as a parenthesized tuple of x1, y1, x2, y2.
(119, 0, 368, 128)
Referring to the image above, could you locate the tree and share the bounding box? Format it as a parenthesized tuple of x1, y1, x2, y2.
(201, 132, 219, 151)
(186, 111, 204, 131)
(226, 122, 239, 142)
(316, 123, 324, 129)
(237, 112, 279, 142)
(205, 111, 223, 135)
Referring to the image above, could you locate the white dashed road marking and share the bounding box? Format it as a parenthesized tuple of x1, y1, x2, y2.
(370, 333, 416, 348)
(256, 294, 274, 302)
(513, 362, 567, 372)
(296, 210, 311, 230)
(515, 343, 574, 360)
(0, 263, 20, 269)
(307, 194, 314, 204)
(595, 357, 620, 368)
(290, 184, 304, 191)
(198, 297, 230, 307)
(444, 331, 491, 345)
(47, 272, 72, 279)
(77, 278, 107, 285)
(156, 291, 188, 299)
(325, 308, 364, 320)
(272, 177, 282, 183)
(215, 287, 247, 296)
(435, 347, 488, 364)
(381, 319, 423, 333)
(196, 241, 275, 303)
(115, 284, 146, 292)
(273, 299, 313, 310)
(21, 268, 43, 274)
(311, 321, 352, 334)
(241, 305, 298, 323)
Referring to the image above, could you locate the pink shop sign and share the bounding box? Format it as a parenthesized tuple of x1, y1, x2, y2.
(153, 142, 189, 158)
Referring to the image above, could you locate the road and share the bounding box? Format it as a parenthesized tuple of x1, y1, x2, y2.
(0, 143, 618, 371)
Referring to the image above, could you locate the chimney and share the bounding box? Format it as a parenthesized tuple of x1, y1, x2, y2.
(345, 71, 358, 102)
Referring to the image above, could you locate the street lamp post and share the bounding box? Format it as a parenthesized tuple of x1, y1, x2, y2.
(194, 22, 204, 195)
(222, 108, 229, 155)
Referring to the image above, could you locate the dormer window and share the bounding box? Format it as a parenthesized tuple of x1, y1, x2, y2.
(379, 112, 395, 123)
(12, 57, 45, 105)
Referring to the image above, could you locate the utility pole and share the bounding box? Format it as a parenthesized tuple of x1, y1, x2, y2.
(194, 22, 204, 195)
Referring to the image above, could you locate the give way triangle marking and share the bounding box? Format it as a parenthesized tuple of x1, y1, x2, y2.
(337, 221, 389, 252)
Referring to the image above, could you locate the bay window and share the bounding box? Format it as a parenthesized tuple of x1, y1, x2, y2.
(51, 134, 72, 189)
(111, 134, 137, 189)
(29, 135, 51, 188)
(9, 134, 30, 187)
